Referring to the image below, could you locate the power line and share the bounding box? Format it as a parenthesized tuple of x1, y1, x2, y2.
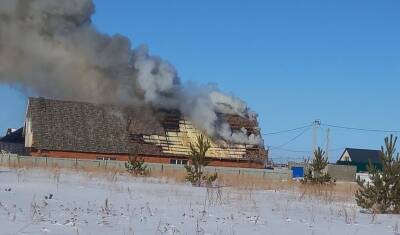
(321, 123, 400, 133)
(268, 154, 301, 158)
(329, 147, 347, 152)
(267, 147, 310, 153)
(263, 124, 312, 135)
(264, 120, 399, 162)
(267, 146, 345, 153)
(269, 157, 305, 163)
(269, 127, 310, 150)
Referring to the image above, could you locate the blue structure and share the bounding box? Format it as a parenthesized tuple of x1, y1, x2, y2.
(291, 166, 304, 178)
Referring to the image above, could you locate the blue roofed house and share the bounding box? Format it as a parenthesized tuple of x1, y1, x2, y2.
(336, 148, 383, 173)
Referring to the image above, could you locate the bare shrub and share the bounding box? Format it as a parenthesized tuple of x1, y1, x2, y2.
(340, 205, 357, 224)
(52, 168, 61, 189)
(30, 199, 47, 222)
(370, 209, 378, 224)
(99, 198, 112, 226)
(106, 168, 120, 183)
(394, 221, 400, 235)
(205, 185, 224, 206)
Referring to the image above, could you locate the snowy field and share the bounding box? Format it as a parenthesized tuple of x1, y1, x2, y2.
(0, 167, 399, 235)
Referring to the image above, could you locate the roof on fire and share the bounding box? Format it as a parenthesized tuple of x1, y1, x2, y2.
(26, 97, 266, 161)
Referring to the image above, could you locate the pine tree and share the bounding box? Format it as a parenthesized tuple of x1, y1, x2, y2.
(302, 147, 332, 184)
(312, 147, 328, 176)
(125, 155, 148, 175)
(185, 135, 218, 187)
(356, 135, 400, 214)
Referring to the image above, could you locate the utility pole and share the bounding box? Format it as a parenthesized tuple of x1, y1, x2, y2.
(325, 128, 330, 160)
(312, 120, 321, 158)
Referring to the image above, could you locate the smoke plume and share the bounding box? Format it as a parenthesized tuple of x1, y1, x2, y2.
(0, 0, 262, 145)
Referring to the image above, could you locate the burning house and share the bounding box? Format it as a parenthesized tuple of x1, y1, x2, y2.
(0, 1, 267, 168)
(25, 97, 267, 168)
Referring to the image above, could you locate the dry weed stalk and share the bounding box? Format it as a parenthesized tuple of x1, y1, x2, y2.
(52, 167, 61, 189)
(340, 205, 357, 224)
(299, 182, 357, 203)
(30, 199, 47, 222)
(394, 221, 400, 235)
(206, 185, 223, 206)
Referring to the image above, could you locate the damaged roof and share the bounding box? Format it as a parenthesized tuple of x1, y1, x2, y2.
(26, 97, 266, 161)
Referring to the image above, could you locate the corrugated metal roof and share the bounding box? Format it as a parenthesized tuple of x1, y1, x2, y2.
(0, 127, 24, 143)
(343, 148, 382, 164)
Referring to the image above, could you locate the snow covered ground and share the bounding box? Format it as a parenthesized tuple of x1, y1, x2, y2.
(0, 167, 399, 235)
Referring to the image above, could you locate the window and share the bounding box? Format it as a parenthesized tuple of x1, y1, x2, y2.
(170, 159, 188, 165)
(97, 156, 116, 161)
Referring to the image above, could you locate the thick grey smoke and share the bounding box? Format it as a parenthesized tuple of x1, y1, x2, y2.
(0, 0, 262, 145)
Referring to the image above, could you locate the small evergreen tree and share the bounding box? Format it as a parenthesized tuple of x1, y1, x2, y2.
(125, 155, 148, 176)
(356, 135, 400, 214)
(302, 147, 333, 184)
(185, 135, 218, 187)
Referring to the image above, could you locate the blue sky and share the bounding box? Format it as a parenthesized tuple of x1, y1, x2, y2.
(1, 0, 399, 161)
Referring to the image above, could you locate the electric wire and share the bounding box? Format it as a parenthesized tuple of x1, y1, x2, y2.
(267, 146, 345, 153)
(269, 127, 310, 150)
(321, 123, 400, 133)
(264, 120, 399, 162)
(262, 124, 312, 135)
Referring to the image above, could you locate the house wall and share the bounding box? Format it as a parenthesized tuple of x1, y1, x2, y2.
(0, 142, 27, 155)
(339, 150, 351, 161)
(324, 164, 357, 182)
(24, 117, 33, 148)
(336, 160, 382, 173)
(29, 149, 265, 169)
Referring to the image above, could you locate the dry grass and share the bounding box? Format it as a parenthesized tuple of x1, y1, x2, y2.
(298, 182, 358, 203)
(0, 158, 358, 202)
(216, 173, 296, 190)
(147, 168, 187, 183)
(217, 174, 358, 202)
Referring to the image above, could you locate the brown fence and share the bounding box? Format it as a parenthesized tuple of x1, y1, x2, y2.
(0, 154, 291, 180)
(325, 164, 357, 182)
